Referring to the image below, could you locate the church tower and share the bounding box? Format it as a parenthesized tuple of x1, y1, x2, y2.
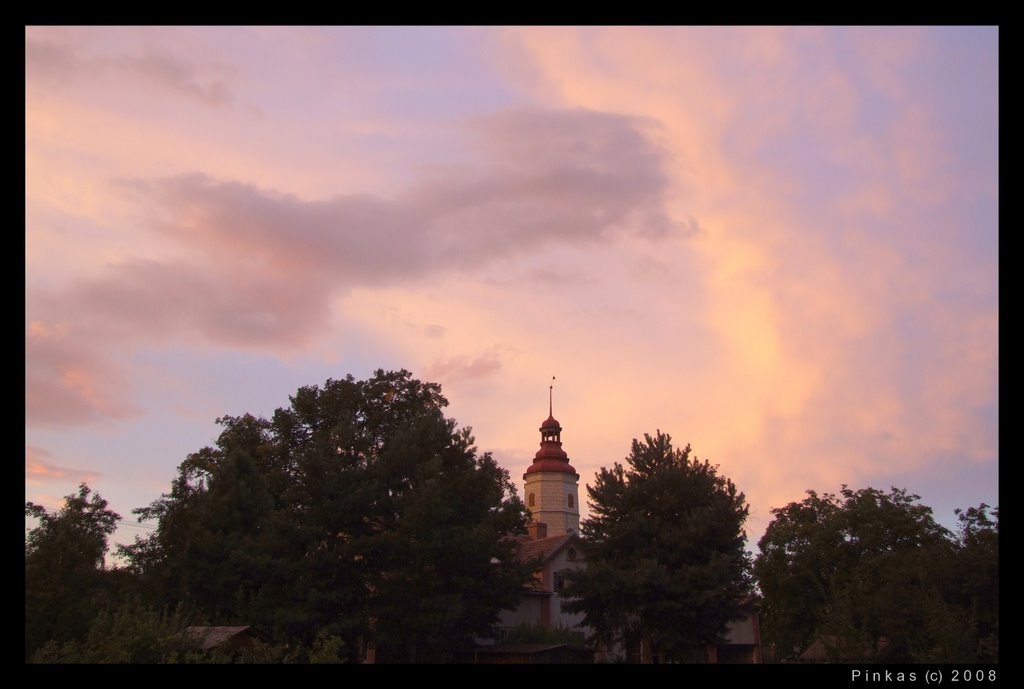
(523, 383, 580, 535)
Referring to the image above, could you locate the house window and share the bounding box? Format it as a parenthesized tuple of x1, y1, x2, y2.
(553, 571, 564, 592)
(568, 494, 574, 508)
(567, 547, 577, 562)
(528, 493, 535, 507)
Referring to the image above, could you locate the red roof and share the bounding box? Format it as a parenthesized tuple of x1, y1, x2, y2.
(525, 458, 577, 475)
(527, 410, 576, 475)
(517, 533, 573, 564)
(540, 414, 561, 430)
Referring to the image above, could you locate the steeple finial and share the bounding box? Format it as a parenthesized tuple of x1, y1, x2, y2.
(550, 376, 555, 417)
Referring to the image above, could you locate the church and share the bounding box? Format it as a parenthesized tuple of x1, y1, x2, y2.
(480, 397, 763, 664)
(495, 405, 586, 635)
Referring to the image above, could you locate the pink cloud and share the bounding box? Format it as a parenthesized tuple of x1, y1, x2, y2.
(36, 258, 333, 349)
(26, 320, 142, 427)
(25, 493, 66, 511)
(25, 34, 237, 108)
(25, 446, 101, 485)
(124, 107, 685, 279)
(26, 105, 692, 427)
(44, 107, 683, 348)
(467, 27, 997, 540)
(424, 352, 504, 385)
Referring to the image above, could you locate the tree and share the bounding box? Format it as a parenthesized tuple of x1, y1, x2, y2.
(754, 486, 994, 662)
(25, 483, 121, 658)
(562, 431, 753, 662)
(119, 369, 532, 662)
(359, 411, 532, 662)
(951, 503, 999, 661)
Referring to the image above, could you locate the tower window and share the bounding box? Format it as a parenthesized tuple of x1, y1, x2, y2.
(568, 494, 574, 508)
(528, 493, 535, 507)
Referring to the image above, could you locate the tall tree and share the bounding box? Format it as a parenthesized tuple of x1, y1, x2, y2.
(120, 369, 532, 662)
(563, 431, 753, 662)
(25, 483, 120, 659)
(361, 412, 531, 662)
(754, 486, 993, 662)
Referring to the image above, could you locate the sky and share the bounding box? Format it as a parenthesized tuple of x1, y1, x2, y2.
(25, 26, 998, 555)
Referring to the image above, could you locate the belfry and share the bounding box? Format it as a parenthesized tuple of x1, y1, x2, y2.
(523, 380, 580, 535)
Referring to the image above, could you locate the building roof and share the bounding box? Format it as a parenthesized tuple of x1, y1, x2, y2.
(540, 414, 561, 430)
(525, 458, 577, 475)
(527, 412, 576, 474)
(472, 643, 573, 655)
(184, 626, 256, 651)
(798, 635, 888, 662)
(517, 532, 574, 564)
(454, 643, 595, 663)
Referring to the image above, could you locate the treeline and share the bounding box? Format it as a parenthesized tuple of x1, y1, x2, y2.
(25, 370, 998, 663)
(26, 370, 533, 663)
(755, 487, 998, 663)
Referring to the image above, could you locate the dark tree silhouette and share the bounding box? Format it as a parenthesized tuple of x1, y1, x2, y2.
(563, 430, 752, 662)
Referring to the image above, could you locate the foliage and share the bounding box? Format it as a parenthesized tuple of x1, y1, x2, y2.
(562, 431, 752, 662)
(754, 487, 998, 662)
(28, 596, 302, 664)
(30, 598, 196, 664)
(119, 369, 532, 663)
(308, 629, 349, 664)
(502, 622, 588, 646)
(25, 483, 121, 659)
(951, 503, 999, 661)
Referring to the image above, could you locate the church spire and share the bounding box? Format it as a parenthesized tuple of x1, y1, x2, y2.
(530, 378, 574, 473)
(523, 377, 580, 536)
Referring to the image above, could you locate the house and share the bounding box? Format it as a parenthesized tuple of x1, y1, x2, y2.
(716, 599, 763, 663)
(496, 524, 586, 634)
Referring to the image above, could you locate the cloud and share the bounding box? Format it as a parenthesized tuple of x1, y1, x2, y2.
(25, 493, 66, 512)
(33, 258, 333, 351)
(25, 35, 236, 108)
(483, 26, 998, 539)
(65, 107, 682, 341)
(26, 105, 690, 426)
(400, 319, 448, 339)
(25, 446, 101, 485)
(24, 36, 79, 82)
(424, 352, 504, 385)
(26, 320, 143, 427)
(127, 107, 685, 280)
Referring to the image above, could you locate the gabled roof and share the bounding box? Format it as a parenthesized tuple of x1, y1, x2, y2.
(798, 635, 888, 662)
(473, 643, 572, 654)
(185, 626, 256, 651)
(517, 532, 576, 565)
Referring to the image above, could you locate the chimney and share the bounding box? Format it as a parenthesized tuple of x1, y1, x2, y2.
(528, 521, 548, 540)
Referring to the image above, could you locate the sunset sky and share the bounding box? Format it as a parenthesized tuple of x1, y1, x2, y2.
(26, 26, 998, 553)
